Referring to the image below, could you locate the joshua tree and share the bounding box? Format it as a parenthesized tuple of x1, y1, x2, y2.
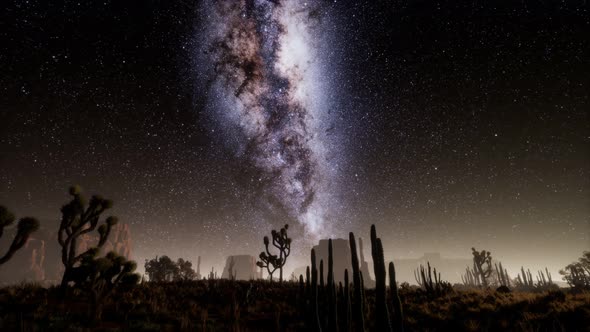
(0, 205, 39, 265)
(471, 247, 493, 287)
(256, 224, 291, 282)
(70, 250, 139, 320)
(58, 186, 119, 292)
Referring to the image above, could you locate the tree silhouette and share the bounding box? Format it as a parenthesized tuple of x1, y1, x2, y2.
(0, 205, 39, 265)
(560, 251, 590, 289)
(144, 255, 178, 282)
(175, 258, 197, 281)
(256, 224, 291, 282)
(471, 247, 493, 288)
(70, 250, 139, 320)
(58, 186, 119, 292)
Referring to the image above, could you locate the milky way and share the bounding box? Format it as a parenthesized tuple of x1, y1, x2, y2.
(198, 0, 342, 239)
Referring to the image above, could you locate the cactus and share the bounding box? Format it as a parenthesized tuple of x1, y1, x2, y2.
(343, 269, 352, 332)
(495, 262, 511, 287)
(327, 239, 338, 332)
(349, 232, 365, 332)
(256, 224, 291, 282)
(320, 259, 325, 289)
(0, 206, 40, 265)
(306, 266, 311, 290)
(299, 274, 306, 314)
(310, 248, 322, 331)
(389, 262, 404, 332)
(58, 186, 119, 292)
(327, 239, 334, 290)
(415, 262, 452, 295)
(370, 225, 392, 332)
(535, 267, 554, 288)
(516, 266, 536, 288)
(461, 266, 480, 287)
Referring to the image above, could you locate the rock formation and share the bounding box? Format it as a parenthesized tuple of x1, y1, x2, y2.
(0, 223, 132, 285)
(221, 255, 262, 280)
(294, 238, 375, 288)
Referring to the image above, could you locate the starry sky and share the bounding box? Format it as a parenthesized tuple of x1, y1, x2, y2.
(1, 0, 589, 277)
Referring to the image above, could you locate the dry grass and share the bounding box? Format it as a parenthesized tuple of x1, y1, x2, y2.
(0, 280, 588, 331)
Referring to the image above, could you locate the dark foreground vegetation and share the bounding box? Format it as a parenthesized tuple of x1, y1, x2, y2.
(0, 280, 589, 331)
(1, 186, 589, 331)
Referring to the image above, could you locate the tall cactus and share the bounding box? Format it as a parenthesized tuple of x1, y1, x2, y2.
(311, 249, 322, 331)
(349, 232, 365, 331)
(343, 269, 352, 332)
(389, 262, 404, 332)
(327, 240, 334, 290)
(299, 274, 306, 314)
(0, 206, 40, 265)
(327, 239, 338, 332)
(320, 259, 325, 289)
(306, 266, 311, 290)
(370, 225, 392, 332)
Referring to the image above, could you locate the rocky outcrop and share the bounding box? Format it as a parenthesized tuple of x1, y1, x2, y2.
(221, 255, 262, 280)
(77, 223, 132, 258)
(0, 223, 132, 285)
(294, 238, 375, 288)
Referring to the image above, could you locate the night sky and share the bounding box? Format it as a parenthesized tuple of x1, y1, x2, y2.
(1, 0, 589, 276)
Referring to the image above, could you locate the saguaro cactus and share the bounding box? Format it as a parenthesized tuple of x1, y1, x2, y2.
(0, 206, 39, 265)
(58, 186, 118, 292)
(343, 269, 352, 332)
(327, 239, 338, 332)
(320, 259, 325, 289)
(311, 248, 322, 331)
(389, 262, 404, 332)
(495, 262, 511, 287)
(349, 232, 365, 331)
(370, 225, 392, 332)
